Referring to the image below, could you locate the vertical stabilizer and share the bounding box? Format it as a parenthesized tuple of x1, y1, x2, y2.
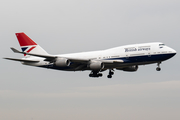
(15, 32, 48, 56)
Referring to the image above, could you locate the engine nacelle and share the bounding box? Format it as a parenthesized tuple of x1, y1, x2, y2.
(117, 65, 138, 72)
(89, 61, 104, 70)
(54, 58, 70, 67)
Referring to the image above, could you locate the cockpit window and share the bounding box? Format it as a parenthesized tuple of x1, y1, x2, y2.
(159, 44, 165, 46)
(159, 44, 165, 49)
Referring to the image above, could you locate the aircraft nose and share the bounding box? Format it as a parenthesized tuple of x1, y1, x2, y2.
(172, 48, 176, 54)
(170, 47, 177, 55)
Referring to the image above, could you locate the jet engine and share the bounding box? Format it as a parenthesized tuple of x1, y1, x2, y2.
(117, 65, 138, 72)
(54, 58, 70, 67)
(89, 61, 104, 70)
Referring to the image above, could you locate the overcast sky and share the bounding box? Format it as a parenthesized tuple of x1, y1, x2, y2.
(0, 0, 180, 120)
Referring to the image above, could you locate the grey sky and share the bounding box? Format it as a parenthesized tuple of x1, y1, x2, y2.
(1, 0, 180, 120)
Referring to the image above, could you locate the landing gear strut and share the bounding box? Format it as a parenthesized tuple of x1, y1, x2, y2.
(89, 71, 103, 78)
(156, 62, 161, 71)
(107, 69, 114, 78)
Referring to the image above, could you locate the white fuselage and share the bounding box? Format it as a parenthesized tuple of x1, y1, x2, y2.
(58, 42, 174, 59)
(6, 32, 176, 78)
(23, 42, 176, 71)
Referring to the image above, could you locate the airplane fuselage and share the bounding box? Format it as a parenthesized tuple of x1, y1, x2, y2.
(24, 42, 176, 71)
(5, 33, 176, 78)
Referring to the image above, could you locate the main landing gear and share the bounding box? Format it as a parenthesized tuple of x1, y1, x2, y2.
(89, 69, 114, 78)
(107, 69, 114, 78)
(89, 71, 103, 77)
(156, 62, 161, 71)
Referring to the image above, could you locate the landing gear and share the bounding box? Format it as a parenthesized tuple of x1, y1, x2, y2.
(89, 71, 103, 78)
(89, 69, 115, 78)
(107, 69, 114, 78)
(156, 62, 161, 71)
(156, 67, 161, 71)
(107, 75, 112, 78)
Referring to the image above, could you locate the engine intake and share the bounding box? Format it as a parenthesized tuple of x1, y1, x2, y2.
(54, 58, 70, 67)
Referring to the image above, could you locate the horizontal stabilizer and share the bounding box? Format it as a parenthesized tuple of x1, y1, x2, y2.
(11, 47, 21, 53)
(4, 58, 39, 63)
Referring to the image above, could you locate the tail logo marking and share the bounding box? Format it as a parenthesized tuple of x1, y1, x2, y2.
(22, 46, 36, 56)
(21, 47, 28, 52)
(26, 46, 36, 53)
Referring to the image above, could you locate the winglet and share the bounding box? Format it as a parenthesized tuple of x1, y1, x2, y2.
(10, 47, 22, 53)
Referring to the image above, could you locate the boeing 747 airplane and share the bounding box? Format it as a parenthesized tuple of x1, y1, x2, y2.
(4, 33, 176, 78)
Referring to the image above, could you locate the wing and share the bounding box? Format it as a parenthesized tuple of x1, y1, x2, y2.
(4, 57, 39, 63)
(10, 47, 124, 65)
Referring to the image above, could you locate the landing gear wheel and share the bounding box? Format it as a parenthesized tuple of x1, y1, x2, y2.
(89, 74, 92, 77)
(156, 67, 161, 71)
(156, 62, 161, 71)
(89, 71, 103, 78)
(107, 75, 112, 78)
(109, 72, 114, 75)
(98, 73, 103, 77)
(107, 69, 114, 78)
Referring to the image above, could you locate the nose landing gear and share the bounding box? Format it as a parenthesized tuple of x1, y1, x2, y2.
(156, 62, 161, 71)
